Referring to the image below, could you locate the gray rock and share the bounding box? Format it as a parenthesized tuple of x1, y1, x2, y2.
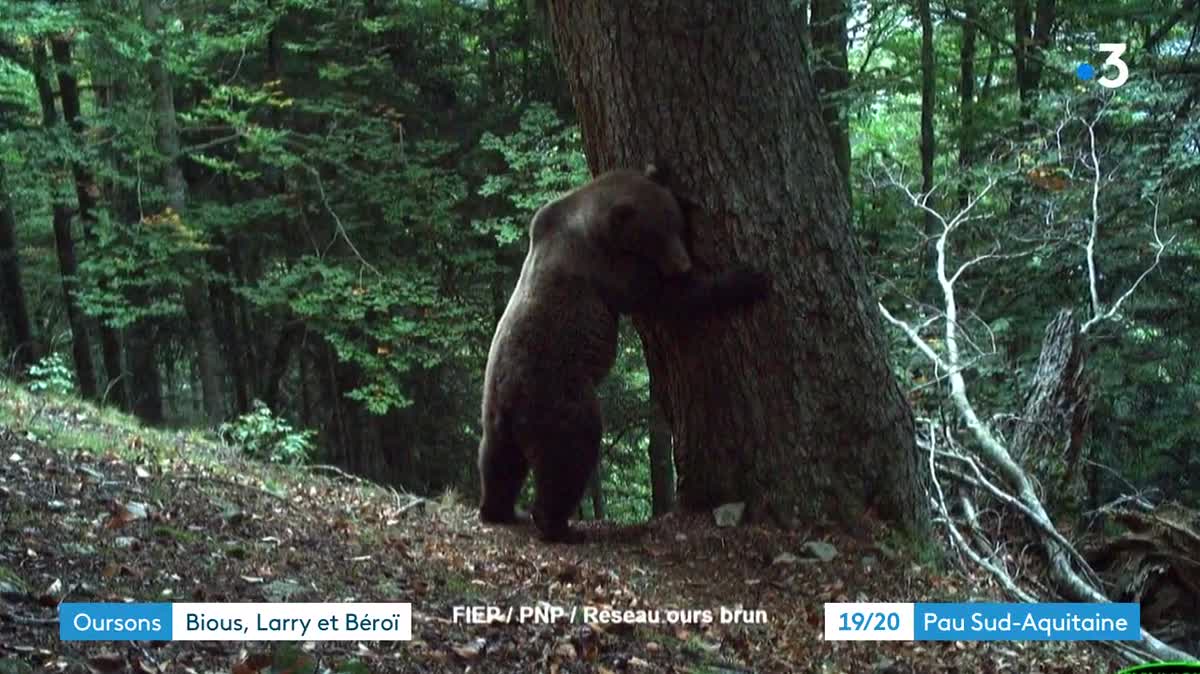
(801, 540, 838, 562)
(713, 502, 746, 527)
(112, 536, 138, 549)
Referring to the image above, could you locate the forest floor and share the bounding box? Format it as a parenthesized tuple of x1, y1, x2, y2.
(0, 382, 1125, 674)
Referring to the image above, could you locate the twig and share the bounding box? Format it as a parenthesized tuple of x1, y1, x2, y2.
(308, 167, 381, 278)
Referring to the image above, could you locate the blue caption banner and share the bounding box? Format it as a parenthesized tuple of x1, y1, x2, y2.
(60, 603, 172, 641)
(914, 602, 1140, 641)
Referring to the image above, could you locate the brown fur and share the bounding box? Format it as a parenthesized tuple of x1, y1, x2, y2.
(478, 167, 768, 542)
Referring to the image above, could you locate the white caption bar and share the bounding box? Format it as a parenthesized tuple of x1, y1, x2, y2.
(172, 603, 412, 641)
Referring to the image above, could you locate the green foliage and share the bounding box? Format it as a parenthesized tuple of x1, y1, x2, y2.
(26, 353, 74, 396)
(242, 256, 455, 414)
(476, 103, 589, 244)
(76, 208, 201, 327)
(219, 401, 315, 465)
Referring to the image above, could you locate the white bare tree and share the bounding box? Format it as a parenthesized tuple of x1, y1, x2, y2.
(876, 105, 1188, 663)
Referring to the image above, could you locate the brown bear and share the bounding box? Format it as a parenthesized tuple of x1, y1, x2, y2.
(478, 165, 769, 542)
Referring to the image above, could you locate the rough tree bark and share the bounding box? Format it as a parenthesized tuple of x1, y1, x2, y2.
(32, 40, 98, 399)
(51, 37, 129, 410)
(547, 1, 926, 530)
(142, 0, 225, 423)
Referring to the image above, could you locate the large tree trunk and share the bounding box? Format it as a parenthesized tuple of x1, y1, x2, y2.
(141, 0, 225, 423)
(32, 41, 98, 400)
(51, 37, 129, 410)
(810, 0, 851, 199)
(547, 1, 926, 530)
(0, 163, 37, 373)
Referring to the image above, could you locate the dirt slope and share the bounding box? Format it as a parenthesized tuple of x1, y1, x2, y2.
(0, 386, 1118, 673)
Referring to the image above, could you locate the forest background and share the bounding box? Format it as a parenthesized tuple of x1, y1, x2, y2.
(1, 0, 1197, 526)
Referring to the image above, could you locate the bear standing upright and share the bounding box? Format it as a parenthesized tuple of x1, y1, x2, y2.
(478, 165, 769, 542)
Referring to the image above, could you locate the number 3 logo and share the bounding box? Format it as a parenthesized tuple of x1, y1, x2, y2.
(1097, 43, 1129, 89)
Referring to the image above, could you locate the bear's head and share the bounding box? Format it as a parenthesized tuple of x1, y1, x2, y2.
(602, 165, 694, 277)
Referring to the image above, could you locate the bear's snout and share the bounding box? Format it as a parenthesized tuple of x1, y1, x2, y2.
(660, 238, 693, 276)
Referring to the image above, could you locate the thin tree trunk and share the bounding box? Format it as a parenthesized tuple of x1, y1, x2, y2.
(1032, 0, 1056, 89)
(322, 343, 351, 465)
(298, 347, 313, 427)
(958, 0, 978, 210)
(1014, 0, 1031, 118)
(1014, 0, 1055, 124)
(547, 1, 926, 531)
(128, 317, 164, 423)
(50, 37, 128, 410)
(98, 70, 164, 424)
(263, 322, 304, 411)
(141, 0, 225, 423)
(810, 0, 851, 200)
(50, 207, 98, 398)
(588, 464, 605, 520)
(227, 240, 261, 392)
(0, 163, 37, 373)
(647, 400, 676, 517)
(211, 249, 250, 415)
(210, 194, 251, 415)
(918, 0, 938, 298)
(32, 41, 98, 399)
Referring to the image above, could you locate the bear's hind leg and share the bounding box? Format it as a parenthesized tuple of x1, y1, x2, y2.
(530, 410, 601, 543)
(478, 430, 529, 524)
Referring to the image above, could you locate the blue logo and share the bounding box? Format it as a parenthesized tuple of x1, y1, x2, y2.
(1077, 63, 1096, 81)
(60, 603, 172, 641)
